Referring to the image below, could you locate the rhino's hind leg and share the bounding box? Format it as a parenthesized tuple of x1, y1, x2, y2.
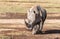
(39, 20, 44, 33)
(32, 25, 40, 34)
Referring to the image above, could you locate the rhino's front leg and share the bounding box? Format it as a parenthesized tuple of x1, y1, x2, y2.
(32, 25, 40, 34)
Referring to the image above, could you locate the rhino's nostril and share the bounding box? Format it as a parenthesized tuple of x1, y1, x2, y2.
(33, 11, 35, 13)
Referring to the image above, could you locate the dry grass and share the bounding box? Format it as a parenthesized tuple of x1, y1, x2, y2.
(0, 35, 11, 39)
(0, 0, 60, 13)
(0, 0, 59, 39)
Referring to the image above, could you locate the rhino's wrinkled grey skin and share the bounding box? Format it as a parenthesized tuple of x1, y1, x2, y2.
(24, 5, 47, 34)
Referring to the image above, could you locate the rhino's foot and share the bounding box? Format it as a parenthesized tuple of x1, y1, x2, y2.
(32, 25, 40, 35)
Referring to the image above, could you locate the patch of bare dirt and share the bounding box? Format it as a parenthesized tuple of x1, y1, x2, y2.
(0, 13, 60, 39)
(0, 12, 60, 19)
(0, 24, 60, 39)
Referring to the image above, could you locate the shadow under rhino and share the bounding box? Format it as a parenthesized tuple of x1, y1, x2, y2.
(36, 29, 60, 34)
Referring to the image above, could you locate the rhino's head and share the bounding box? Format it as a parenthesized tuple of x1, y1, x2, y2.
(29, 5, 41, 17)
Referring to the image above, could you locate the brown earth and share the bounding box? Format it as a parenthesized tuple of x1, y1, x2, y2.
(0, 13, 60, 39)
(0, 24, 60, 39)
(0, 12, 60, 19)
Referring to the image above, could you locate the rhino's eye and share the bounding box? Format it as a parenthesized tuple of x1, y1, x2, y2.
(33, 11, 35, 13)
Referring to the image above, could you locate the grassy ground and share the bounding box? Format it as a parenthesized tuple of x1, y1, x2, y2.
(0, 0, 60, 13)
(0, 0, 60, 39)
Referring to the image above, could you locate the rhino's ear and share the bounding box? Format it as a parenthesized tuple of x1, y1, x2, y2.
(37, 6, 40, 11)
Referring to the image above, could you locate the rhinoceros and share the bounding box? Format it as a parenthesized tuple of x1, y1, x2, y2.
(24, 5, 47, 34)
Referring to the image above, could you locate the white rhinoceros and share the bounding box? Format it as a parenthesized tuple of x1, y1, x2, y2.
(24, 5, 47, 34)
